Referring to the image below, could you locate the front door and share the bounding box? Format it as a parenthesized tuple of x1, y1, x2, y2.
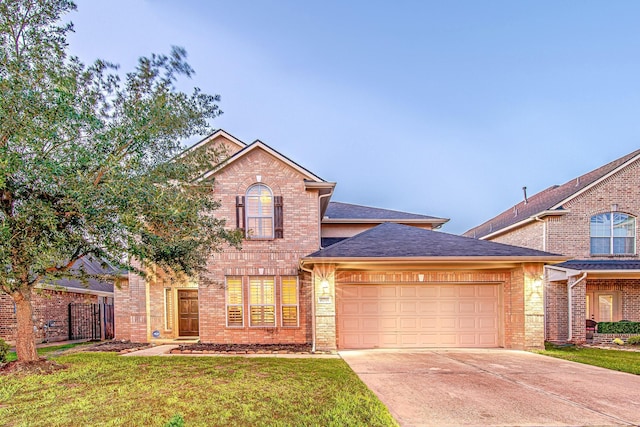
(178, 290, 199, 336)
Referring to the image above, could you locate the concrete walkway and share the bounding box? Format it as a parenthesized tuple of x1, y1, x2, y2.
(340, 348, 640, 427)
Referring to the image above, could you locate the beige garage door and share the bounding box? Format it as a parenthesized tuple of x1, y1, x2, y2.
(337, 284, 500, 349)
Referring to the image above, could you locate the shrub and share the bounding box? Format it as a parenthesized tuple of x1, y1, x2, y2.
(164, 414, 184, 427)
(627, 336, 640, 346)
(612, 338, 625, 345)
(597, 321, 640, 334)
(0, 338, 9, 363)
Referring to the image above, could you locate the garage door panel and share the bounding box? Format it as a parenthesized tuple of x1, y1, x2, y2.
(338, 284, 500, 349)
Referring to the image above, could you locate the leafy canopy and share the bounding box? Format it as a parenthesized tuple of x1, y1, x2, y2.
(0, 0, 240, 294)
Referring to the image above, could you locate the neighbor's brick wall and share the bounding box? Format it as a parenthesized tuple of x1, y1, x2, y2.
(546, 158, 640, 259)
(490, 221, 545, 251)
(1, 289, 97, 344)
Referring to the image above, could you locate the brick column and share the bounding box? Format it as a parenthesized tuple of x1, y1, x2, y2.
(313, 266, 336, 351)
(523, 263, 545, 349)
(568, 275, 587, 344)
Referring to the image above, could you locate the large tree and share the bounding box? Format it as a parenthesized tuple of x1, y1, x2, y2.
(0, 0, 240, 362)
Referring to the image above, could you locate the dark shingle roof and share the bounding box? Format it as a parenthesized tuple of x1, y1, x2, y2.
(42, 257, 122, 294)
(308, 223, 561, 258)
(464, 149, 640, 239)
(324, 202, 447, 222)
(554, 260, 640, 271)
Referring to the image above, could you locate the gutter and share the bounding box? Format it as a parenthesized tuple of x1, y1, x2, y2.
(478, 210, 569, 241)
(567, 272, 587, 342)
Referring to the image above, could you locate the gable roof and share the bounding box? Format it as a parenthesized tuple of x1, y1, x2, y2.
(198, 139, 331, 184)
(464, 149, 640, 240)
(306, 223, 564, 260)
(323, 202, 448, 226)
(40, 257, 123, 296)
(183, 129, 246, 154)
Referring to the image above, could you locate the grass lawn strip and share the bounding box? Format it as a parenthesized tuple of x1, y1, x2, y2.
(0, 352, 398, 426)
(537, 345, 640, 375)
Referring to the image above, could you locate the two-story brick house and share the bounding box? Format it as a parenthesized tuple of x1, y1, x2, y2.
(465, 149, 640, 344)
(115, 130, 566, 350)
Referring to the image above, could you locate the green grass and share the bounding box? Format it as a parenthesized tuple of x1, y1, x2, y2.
(5, 342, 92, 362)
(0, 352, 398, 427)
(536, 344, 640, 375)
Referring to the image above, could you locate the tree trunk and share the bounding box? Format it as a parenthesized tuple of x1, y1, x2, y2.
(12, 289, 40, 362)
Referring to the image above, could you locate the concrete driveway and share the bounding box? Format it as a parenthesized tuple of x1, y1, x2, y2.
(339, 349, 640, 427)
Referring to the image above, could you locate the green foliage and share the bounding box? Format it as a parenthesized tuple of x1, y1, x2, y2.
(0, 353, 398, 426)
(597, 321, 640, 334)
(627, 336, 640, 346)
(1, 0, 241, 359)
(0, 338, 9, 363)
(164, 414, 185, 427)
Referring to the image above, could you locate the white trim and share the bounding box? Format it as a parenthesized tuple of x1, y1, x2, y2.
(479, 210, 569, 240)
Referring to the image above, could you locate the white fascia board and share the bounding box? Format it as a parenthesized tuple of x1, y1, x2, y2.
(36, 283, 114, 297)
(480, 210, 569, 240)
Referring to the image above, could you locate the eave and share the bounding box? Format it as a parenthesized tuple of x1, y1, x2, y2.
(321, 218, 449, 225)
(546, 265, 640, 281)
(35, 283, 114, 297)
(301, 255, 568, 271)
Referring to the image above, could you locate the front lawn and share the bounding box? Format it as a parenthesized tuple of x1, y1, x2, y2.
(0, 352, 397, 426)
(4, 342, 91, 362)
(537, 345, 640, 375)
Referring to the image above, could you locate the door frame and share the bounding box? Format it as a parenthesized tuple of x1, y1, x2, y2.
(177, 289, 199, 337)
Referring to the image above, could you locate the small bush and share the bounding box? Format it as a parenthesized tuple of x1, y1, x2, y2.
(612, 338, 625, 345)
(0, 338, 9, 363)
(597, 321, 640, 334)
(164, 414, 184, 427)
(627, 336, 640, 346)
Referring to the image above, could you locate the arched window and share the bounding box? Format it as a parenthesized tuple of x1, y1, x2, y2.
(245, 184, 274, 239)
(590, 212, 636, 255)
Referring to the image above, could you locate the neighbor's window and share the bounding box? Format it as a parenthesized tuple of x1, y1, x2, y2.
(246, 184, 274, 239)
(226, 277, 244, 327)
(281, 277, 299, 327)
(250, 277, 275, 326)
(590, 212, 636, 255)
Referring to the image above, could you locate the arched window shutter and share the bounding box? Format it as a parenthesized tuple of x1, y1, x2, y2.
(236, 195, 245, 234)
(274, 196, 283, 238)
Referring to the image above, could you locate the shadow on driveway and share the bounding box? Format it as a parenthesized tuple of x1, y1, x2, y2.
(340, 348, 640, 427)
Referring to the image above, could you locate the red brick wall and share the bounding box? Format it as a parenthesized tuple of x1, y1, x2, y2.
(1, 289, 98, 344)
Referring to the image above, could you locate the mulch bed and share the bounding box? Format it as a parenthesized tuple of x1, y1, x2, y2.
(84, 341, 151, 353)
(172, 343, 313, 354)
(0, 359, 66, 376)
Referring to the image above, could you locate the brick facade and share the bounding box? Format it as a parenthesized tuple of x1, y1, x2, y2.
(115, 137, 324, 346)
(1, 289, 98, 344)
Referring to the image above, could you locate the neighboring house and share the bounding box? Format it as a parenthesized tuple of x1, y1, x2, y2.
(0, 256, 122, 344)
(115, 130, 565, 350)
(464, 149, 640, 344)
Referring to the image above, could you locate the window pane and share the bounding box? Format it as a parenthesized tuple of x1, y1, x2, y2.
(613, 237, 635, 254)
(250, 306, 275, 326)
(590, 213, 611, 237)
(249, 277, 276, 326)
(226, 277, 243, 327)
(598, 295, 613, 322)
(590, 237, 610, 254)
(281, 278, 298, 305)
(282, 306, 298, 327)
(246, 184, 274, 239)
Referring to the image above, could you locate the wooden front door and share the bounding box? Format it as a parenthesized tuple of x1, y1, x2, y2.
(178, 290, 199, 336)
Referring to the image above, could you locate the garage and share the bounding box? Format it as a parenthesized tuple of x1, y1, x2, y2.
(337, 283, 500, 349)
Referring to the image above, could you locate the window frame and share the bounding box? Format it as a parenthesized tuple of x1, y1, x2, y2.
(245, 184, 274, 239)
(225, 276, 244, 327)
(164, 288, 174, 331)
(590, 212, 636, 255)
(280, 276, 299, 327)
(249, 276, 276, 327)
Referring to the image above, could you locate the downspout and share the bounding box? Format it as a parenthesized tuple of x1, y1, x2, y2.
(567, 272, 587, 342)
(299, 261, 316, 353)
(318, 192, 332, 248)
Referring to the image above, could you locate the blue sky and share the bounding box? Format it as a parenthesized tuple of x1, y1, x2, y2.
(69, 1, 640, 234)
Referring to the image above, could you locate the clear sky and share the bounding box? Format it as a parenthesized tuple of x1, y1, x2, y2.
(68, 1, 640, 234)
